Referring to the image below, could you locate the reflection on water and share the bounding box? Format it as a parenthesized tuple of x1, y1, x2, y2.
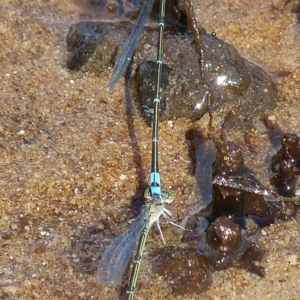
(70, 0, 183, 22)
(71, 0, 143, 20)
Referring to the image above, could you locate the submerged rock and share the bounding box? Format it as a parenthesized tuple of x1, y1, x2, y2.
(201, 216, 265, 276)
(270, 133, 300, 197)
(133, 61, 171, 127)
(65, 22, 279, 130)
(180, 138, 299, 284)
(150, 246, 212, 295)
(66, 22, 110, 70)
(212, 141, 273, 227)
(199, 33, 278, 131)
(206, 216, 242, 252)
(66, 21, 128, 74)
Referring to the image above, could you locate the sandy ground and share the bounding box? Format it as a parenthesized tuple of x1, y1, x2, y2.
(0, 0, 300, 299)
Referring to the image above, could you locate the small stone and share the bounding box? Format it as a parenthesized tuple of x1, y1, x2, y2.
(144, 43, 151, 50)
(98, 223, 104, 230)
(11, 224, 17, 230)
(2, 215, 9, 221)
(120, 174, 127, 180)
(0, 23, 8, 34)
(286, 254, 298, 265)
(268, 115, 276, 121)
(18, 129, 25, 135)
(4, 286, 18, 294)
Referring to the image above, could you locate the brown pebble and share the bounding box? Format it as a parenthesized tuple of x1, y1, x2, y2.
(206, 216, 242, 252)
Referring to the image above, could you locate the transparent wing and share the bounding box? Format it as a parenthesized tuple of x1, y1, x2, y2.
(97, 207, 150, 286)
(109, 0, 155, 93)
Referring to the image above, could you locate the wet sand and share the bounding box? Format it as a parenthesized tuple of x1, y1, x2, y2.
(0, 0, 300, 299)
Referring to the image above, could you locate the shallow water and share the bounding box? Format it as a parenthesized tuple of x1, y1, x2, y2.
(0, 0, 300, 299)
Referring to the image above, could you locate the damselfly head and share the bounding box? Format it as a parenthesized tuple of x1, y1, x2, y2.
(144, 188, 175, 203)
